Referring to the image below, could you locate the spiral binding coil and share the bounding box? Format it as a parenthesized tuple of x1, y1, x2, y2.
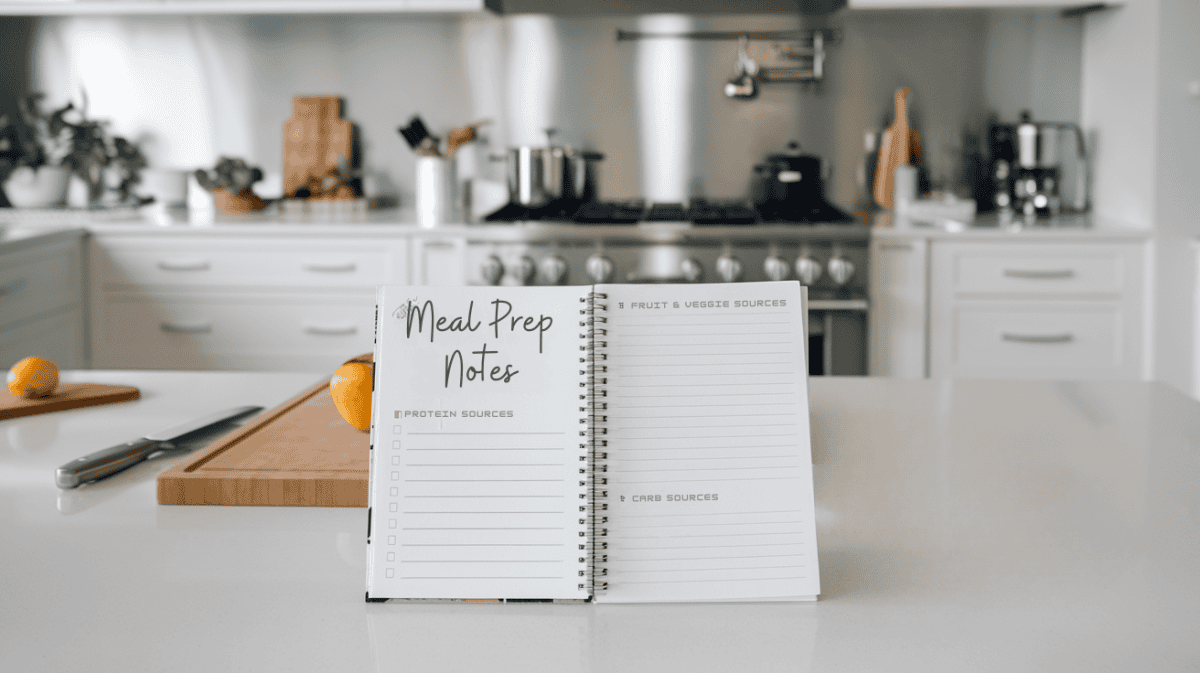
(581, 292, 610, 595)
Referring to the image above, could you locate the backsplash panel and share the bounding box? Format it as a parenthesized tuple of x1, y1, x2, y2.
(24, 8, 1081, 213)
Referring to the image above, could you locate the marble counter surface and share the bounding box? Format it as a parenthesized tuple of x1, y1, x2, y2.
(2, 372, 1197, 671)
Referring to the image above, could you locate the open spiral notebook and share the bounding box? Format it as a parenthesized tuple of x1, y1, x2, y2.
(365, 281, 819, 603)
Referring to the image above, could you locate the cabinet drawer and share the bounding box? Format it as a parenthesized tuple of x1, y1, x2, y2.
(941, 303, 1131, 379)
(0, 247, 80, 328)
(0, 308, 85, 370)
(940, 243, 1131, 296)
(95, 239, 407, 288)
(93, 293, 376, 371)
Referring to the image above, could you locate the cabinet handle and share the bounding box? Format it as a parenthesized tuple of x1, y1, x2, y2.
(160, 321, 212, 334)
(303, 262, 357, 273)
(1001, 332, 1074, 344)
(0, 277, 28, 298)
(1003, 269, 1074, 279)
(304, 324, 358, 336)
(878, 243, 913, 251)
(157, 260, 211, 272)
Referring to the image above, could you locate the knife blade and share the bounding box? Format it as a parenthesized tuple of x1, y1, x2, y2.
(55, 405, 263, 489)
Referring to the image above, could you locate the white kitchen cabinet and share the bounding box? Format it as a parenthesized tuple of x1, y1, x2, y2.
(89, 233, 408, 372)
(412, 237, 467, 286)
(0, 0, 497, 15)
(929, 240, 1147, 380)
(868, 237, 928, 378)
(0, 232, 86, 370)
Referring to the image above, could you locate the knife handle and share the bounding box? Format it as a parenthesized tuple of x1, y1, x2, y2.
(56, 438, 161, 489)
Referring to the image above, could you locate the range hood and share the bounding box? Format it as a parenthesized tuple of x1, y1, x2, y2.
(490, 0, 846, 14)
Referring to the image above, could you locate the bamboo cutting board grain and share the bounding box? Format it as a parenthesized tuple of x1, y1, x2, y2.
(0, 383, 140, 420)
(157, 379, 369, 507)
(873, 87, 913, 210)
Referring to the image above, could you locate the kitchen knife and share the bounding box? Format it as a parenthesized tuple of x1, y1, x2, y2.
(55, 405, 262, 489)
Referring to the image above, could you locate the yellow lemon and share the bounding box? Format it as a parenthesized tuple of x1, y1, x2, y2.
(7, 356, 59, 399)
(330, 362, 373, 432)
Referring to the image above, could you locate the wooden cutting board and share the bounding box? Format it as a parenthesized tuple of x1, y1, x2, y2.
(157, 379, 369, 507)
(873, 87, 913, 210)
(282, 95, 353, 199)
(0, 383, 140, 421)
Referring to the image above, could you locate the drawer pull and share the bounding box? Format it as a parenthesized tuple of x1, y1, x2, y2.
(0, 277, 28, 298)
(160, 321, 213, 334)
(878, 243, 914, 251)
(304, 325, 358, 336)
(1002, 332, 1074, 344)
(1002, 269, 1074, 280)
(157, 260, 211, 272)
(303, 262, 357, 273)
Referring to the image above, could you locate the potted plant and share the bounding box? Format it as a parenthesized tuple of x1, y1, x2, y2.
(0, 94, 73, 208)
(193, 157, 271, 215)
(0, 93, 150, 209)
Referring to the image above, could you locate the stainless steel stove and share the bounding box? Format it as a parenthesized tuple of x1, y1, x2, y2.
(465, 200, 870, 375)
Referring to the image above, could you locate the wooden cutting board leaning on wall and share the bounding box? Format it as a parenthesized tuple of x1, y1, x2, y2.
(282, 96, 353, 199)
(873, 87, 913, 210)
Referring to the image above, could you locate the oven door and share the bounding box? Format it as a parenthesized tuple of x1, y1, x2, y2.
(808, 299, 868, 376)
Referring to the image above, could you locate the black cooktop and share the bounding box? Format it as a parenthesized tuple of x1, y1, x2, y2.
(484, 199, 854, 225)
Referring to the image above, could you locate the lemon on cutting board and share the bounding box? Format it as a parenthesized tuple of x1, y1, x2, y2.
(7, 356, 59, 399)
(330, 361, 373, 432)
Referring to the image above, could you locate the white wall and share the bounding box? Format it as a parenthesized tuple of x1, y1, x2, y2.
(1082, 0, 1200, 398)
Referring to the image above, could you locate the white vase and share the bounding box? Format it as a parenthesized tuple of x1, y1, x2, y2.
(2, 166, 71, 208)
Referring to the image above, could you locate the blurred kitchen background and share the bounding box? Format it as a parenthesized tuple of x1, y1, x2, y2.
(1, 7, 1082, 210)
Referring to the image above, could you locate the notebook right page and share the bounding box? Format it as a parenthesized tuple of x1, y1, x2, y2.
(595, 281, 820, 603)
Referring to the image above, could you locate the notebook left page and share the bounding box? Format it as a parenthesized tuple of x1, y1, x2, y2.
(367, 285, 591, 601)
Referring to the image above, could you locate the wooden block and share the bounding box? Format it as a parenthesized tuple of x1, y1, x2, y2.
(157, 379, 369, 507)
(0, 382, 140, 421)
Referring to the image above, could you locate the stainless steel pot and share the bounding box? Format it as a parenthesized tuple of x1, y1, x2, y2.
(503, 146, 603, 207)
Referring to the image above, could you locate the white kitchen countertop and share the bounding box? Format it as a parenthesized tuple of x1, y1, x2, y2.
(871, 210, 1152, 242)
(2, 371, 1197, 671)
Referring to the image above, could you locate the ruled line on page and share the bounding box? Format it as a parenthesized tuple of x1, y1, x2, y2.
(614, 383, 799, 389)
(610, 466, 800, 474)
(615, 576, 807, 585)
(403, 495, 567, 498)
(406, 448, 566, 451)
(407, 432, 566, 436)
(614, 330, 795, 337)
(406, 463, 566, 467)
(403, 543, 565, 547)
(614, 373, 795, 379)
(611, 553, 806, 562)
(614, 351, 795, 357)
(611, 532, 805, 540)
(617, 520, 804, 529)
(619, 509, 803, 518)
(615, 477, 803, 483)
(618, 542, 805, 550)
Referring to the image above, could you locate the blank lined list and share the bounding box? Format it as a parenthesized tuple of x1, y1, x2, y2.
(388, 426, 582, 596)
(599, 284, 818, 602)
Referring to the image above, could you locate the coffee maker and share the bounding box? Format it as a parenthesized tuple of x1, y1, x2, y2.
(987, 111, 1089, 218)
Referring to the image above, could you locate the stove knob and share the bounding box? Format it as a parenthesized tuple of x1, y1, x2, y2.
(481, 255, 504, 285)
(716, 255, 743, 283)
(586, 254, 615, 283)
(515, 256, 537, 285)
(827, 256, 855, 286)
(538, 255, 569, 285)
(763, 255, 789, 282)
(794, 256, 822, 285)
(680, 258, 704, 283)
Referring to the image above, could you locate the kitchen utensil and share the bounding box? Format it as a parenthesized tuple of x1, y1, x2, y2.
(398, 115, 440, 157)
(157, 381, 369, 507)
(1, 382, 140, 421)
(724, 36, 759, 100)
(56, 405, 263, 489)
(873, 87, 912, 210)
